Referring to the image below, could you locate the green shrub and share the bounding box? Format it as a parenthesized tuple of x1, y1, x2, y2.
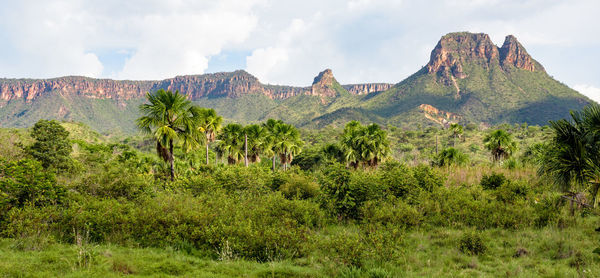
(458, 230, 487, 255)
(412, 165, 445, 192)
(319, 163, 359, 219)
(75, 163, 154, 200)
(480, 173, 507, 190)
(213, 165, 271, 193)
(494, 180, 530, 203)
(379, 161, 418, 199)
(278, 173, 320, 200)
(361, 199, 421, 229)
(0, 159, 65, 213)
(25, 119, 73, 171)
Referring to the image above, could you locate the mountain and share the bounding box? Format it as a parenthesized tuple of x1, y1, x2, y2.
(0, 70, 391, 132)
(0, 32, 592, 132)
(317, 32, 590, 128)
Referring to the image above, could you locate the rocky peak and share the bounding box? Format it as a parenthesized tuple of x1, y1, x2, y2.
(499, 35, 541, 72)
(311, 69, 344, 98)
(426, 32, 499, 77)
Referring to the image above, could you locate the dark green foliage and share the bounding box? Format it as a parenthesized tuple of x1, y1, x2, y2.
(0, 159, 65, 212)
(540, 104, 600, 207)
(459, 231, 487, 255)
(480, 173, 507, 190)
(434, 147, 468, 167)
(379, 161, 418, 199)
(26, 119, 73, 171)
(319, 163, 357, 219)
(277, 173, 320, 200)
(361, 198, 421, 228)
(412, 165, 445, 192)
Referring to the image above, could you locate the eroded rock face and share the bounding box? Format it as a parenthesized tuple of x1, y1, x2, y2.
(343, 83, 393, 95)
(152, 70, 264, 99)
(0, 77, 151, 102)
(425, 32, 542, 88)
(499, 35, 541, 72)
(0, 69, 387, 102)
(426, 33, 499, 80)
(419, 104, 461, 127)
(310, 69, 338, 98)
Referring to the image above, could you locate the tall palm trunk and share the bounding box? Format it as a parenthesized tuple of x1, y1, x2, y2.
(244, 133, 248, 167)
(169, 139, 174, 181)
(205, 139, 210, 165)
(272, 155, 276, 172)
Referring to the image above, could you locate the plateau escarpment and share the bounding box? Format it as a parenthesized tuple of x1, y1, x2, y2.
(0, 31, 592, 132)
(0, 69, 391, 103)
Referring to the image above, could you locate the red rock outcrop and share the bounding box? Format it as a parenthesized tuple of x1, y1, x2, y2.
(499, 35, 542, 72)
(343, 83, 393, 95)
(0, 77, 151, 102)
(419, 104, 461, 127)
(0, 70, 390, 102)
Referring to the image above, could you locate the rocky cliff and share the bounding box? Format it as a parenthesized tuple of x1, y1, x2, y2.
(0, 77, 151, 102)
(425, 32, 543, 88)
(343, 83, 393, 95)
(0, 70, 389, 103)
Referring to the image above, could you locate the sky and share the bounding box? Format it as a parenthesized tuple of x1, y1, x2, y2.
(0, 0, 598, 102)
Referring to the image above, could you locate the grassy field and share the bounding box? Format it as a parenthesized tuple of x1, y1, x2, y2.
(2, 218, 599, 277)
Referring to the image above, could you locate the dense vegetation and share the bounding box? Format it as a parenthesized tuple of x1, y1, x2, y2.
(1, 92, 599, 277)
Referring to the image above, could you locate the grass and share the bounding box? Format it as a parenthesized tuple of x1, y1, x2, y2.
(2, 217, 599, 277)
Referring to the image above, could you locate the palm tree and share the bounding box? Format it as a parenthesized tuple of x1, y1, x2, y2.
(244, 124, 267, 163)
(357, 123, 390, 167)
(192, 108, 222, 165)
(435, 147, 468, 167)
(449, 123, 463, 145)
(540, 104, 600, 207)
(136, 89, 199, 181)
(216, 123, 245, 165)
(271, 122, 303, 171)
(341, 121, 363, 169)
(340, 121, 390, 169)
(483, 129, 517, 162)
(263, 119, 284, 171)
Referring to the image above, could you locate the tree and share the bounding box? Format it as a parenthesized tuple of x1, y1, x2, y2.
(540, 104, 600, 207)
(340, 121, 390, 169)
(216, 123, 245, 165)
(435, 147, 468, 167)
(192, 108, 222, 165)
(357, 123, 390, 167)
(449, 123, 463, 145)
(244, 124, 267, 163)
(271, 122, 303, 170)
(340, 121, 363, 169)
(136, 89, 199, 181)
(26, 119, 73, 171)
(483, 129, 517, 162)
(262, 119, 284, 171)
(0, 159, 66, 212)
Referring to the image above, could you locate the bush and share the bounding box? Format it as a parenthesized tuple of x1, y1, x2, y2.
(494, 180, 530, 203)
(361, 198, 421, 229)
(379, 161, 418, 199)
(412, 165, 445, 192)
(212, 165, 271, 193)
(278, 173, 320, 200)
(0, 159, 66, 213)
(480, 173, 507, 190)
(458, 230, 487, 255)
(25, 119, 73, 171)
(74, 162, 154, 200)
(2, 191, 324, 262)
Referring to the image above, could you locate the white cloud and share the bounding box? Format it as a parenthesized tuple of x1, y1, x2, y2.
(0, 0, 264, 79)
(0, 0, 598, 91)
(573, 85, 600, 104)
